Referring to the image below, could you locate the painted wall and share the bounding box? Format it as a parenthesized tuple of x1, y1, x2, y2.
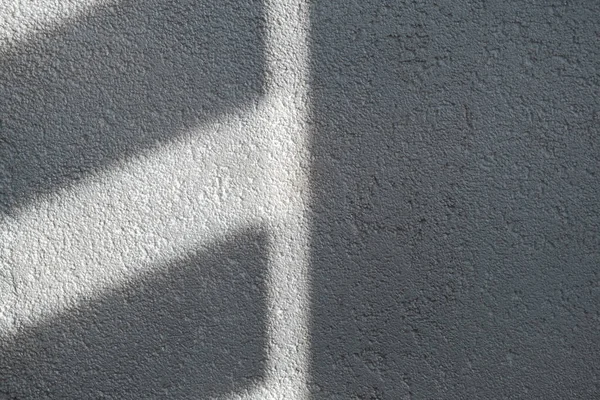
(1, 0, 598, 399)
(308, 1, 599, 398)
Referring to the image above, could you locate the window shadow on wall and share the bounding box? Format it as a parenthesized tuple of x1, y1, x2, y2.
(0, 0, 265, 215)
(308, 2, 599, 398)
(0, 228, 269, 399)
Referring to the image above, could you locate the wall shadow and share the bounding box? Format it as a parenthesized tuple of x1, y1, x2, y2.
(308, 1, 599, 399)
(0, 0, 265, 215)
(0, 228, 269, 399)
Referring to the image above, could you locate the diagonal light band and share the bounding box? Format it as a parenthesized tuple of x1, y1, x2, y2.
(1, 1, 312, 399)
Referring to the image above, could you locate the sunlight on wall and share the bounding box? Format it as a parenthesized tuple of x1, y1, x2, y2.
(0, 107, 270, 336)
(256, 1, 312, 399)
(0, 0, 112, 52)
(0, 0, 312, 399)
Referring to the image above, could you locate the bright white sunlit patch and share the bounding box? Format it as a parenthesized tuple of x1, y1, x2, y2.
(0, 0, 312, 398)
(0, 0, 113, 51)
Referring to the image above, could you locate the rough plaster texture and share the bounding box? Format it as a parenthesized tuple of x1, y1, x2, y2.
(1, 0, 312, 398)
(308, 1, 599, 399)
(0, 0, 598, 399)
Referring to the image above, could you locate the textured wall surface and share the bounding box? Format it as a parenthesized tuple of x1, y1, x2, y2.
(1, 0, 599, 399)
(308, 1, 599, 398)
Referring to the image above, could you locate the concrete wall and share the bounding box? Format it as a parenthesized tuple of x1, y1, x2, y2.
(308, 1, 599, 398)
(1, 0, 598, 399)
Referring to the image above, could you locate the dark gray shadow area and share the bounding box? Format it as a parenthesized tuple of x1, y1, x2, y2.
(0, 0, 265, 215)
(308, 1, 599, 399)
(0, 228, 269, 399)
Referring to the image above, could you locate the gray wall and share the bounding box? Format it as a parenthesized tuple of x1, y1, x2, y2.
(1, 1, 271, 398)
(308, 1, 599, 398)
(1, 0, 599, 399)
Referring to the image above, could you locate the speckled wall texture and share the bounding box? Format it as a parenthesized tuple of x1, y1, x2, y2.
(308, 1, 599, 399)
(1, 0, 599, 399)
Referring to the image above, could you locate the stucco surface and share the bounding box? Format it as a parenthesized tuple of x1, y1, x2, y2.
(1, 0, 599, 399)
(308, 1, 599, 398)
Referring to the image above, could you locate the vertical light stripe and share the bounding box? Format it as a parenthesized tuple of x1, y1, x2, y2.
(253, 0, 312, 399)
(0, 1, 313, 398)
